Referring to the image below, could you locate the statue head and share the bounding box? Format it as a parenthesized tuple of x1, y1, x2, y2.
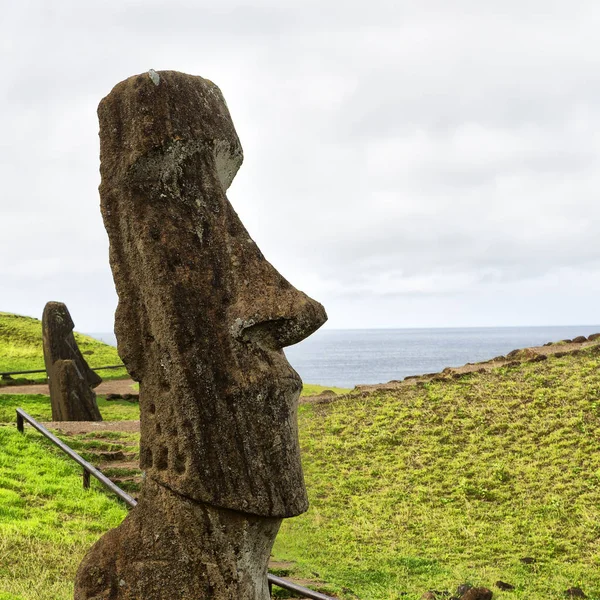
(98, 70, 327, 517)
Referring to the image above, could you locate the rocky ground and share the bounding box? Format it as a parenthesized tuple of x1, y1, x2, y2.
(355, 333, 600, 393)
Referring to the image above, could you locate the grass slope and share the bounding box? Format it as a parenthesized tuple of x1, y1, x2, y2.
(0, 425, 128, 600)
(0, 312, 126, 383)
(275, 346, 600, 599)
(3, 339, 600, 598)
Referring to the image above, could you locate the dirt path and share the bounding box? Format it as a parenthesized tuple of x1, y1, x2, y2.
(1, 378, 137, 396)
(42, 420, 140, 434)
(4, 376, 334, 406)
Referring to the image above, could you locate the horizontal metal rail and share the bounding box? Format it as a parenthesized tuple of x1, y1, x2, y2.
(1, 365, 125, 378)
(16, 408, 136, 506)
(15, 408, 337, 600)
(267, 574, 336, 599)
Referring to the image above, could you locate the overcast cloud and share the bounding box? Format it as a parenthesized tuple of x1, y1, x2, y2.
(2, 0, 600, 331)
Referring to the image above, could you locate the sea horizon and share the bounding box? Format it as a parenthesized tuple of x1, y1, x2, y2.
(88, 324, 600, 389)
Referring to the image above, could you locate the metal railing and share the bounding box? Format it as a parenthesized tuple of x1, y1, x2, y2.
(16, 409, 336, 600)
(16, 408, 136, 505)
(2, 365, 125, 379)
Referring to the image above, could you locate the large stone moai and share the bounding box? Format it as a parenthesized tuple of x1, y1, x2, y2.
(74, 71, 327, 599)
(42, 301, 103, 422)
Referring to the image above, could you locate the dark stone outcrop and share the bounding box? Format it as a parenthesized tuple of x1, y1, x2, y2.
(460, 587, 492, 600)
(565, 588, 587, 598)
(74, 70, 327, 599)
(42, 301, 102, 422)
(495, 581, 514, 591)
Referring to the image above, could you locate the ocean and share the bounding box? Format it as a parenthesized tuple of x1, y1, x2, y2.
(88, 325, 600, 389)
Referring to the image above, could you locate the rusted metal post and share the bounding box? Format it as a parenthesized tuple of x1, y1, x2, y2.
(83, 469, 91, 489)
(16, 411, 24, 433)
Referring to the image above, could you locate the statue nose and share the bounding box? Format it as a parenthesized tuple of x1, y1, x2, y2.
(232, 288, 327, 350)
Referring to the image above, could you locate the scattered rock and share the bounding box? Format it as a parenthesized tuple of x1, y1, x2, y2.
(318, 389, 336, 397)
(460, 587, 492, 600)
(588, 333, 600, 341)
(543, 341, 553, 346)
(572, 336, 587, 344)
(456, 584, 472, 596)
(506, 349, 520, 358)
(565, 588, 586, 598)
(519, 556, 536, 564)
(561, 339, 573, 344)
(554, 351, 568, 358)
(528, 354, 547, 363)
(495, 581, 514, 591)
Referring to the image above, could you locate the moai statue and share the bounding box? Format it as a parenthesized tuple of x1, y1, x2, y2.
(42, 301, 102, 422)
(74, 71, 327, 599)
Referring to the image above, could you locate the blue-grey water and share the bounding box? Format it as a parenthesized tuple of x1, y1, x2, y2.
(88, 325, 600, 389)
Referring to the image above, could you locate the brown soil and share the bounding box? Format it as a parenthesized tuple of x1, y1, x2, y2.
(42, 420, 140, 434)
(2, 378, 137, 396)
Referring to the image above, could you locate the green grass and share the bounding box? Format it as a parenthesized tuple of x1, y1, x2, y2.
(4, 343, 600, 598)
(301, 384, 352, 396)
(0, 394, 140, 423)
(0, 425, 128, 599)
(0, 312, 127, 383)
(273, 346, 600, 599)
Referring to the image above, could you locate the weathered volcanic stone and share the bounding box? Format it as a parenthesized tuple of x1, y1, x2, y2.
(75, 478, 280, 599)
(42, 301, 102, 421)
(74, 70, 327, 600)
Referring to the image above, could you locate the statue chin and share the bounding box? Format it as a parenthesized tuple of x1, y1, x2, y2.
(74, 478, 281, 600)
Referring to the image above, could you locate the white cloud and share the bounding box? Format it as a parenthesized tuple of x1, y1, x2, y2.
(2, 0, 600, 331)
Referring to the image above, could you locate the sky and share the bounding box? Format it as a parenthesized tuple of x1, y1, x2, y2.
(2, 0, 600, 332)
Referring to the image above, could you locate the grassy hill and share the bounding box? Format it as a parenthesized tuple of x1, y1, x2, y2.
(0, 312, 126, 383)
(2, 314, 600, 598)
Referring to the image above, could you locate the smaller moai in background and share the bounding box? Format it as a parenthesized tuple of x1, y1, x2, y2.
(42, 301, 103, 421)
